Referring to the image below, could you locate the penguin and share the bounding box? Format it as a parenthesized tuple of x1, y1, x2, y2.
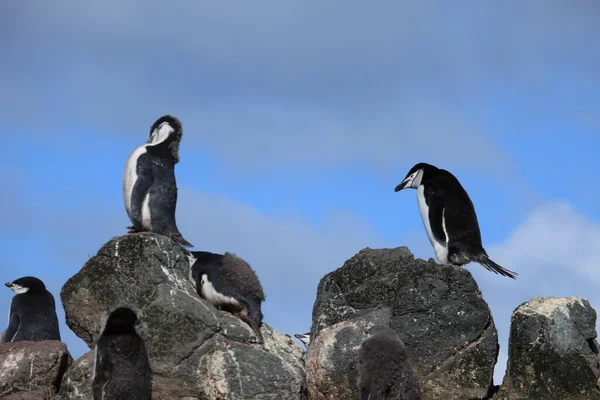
(93, 307, 152, 400)
(294, 332, 310, 349)
(123, 115, 193, 247)
(357, 324, 421, 400)
(1, 276, 60, 343)
(395, 162, 517, 279)
(188, 251, 265, 344)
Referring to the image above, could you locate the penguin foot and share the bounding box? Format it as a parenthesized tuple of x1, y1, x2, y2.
(126, 226, 141, 233)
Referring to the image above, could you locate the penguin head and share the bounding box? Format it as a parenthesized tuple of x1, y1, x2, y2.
(104, 307, 141, 334)
(294, 332, 311, 347)
(5, 276, 46, 294)
(147, 115, 183, 163)
(395, 162, 438, 191)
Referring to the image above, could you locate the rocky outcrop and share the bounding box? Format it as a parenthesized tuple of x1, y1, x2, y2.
(307, 247, 498, 400)
(496, 296, 600, 400)
(0, 341, 72, 399)
(59, 232, 306, 400)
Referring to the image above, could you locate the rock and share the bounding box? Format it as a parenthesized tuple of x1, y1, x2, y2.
(57, 352, 93, 400)
(307, 247, 498, 400)
(59, 232, 306, 399)
(497, 296, 600, 400)
(1, 390, 52, 400)
(0, 341, 71, 399)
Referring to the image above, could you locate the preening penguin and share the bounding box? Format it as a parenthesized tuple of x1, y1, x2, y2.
(189, 251, 266, 344)
(357, 325, 421, 400)
(93, 307, 152, 400)
(395, 162, 517, 279)
(123, 115, 193, 247)
(1, 276, 60, 343)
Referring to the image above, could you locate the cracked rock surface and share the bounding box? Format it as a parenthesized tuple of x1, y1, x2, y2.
(497, 296, 600, 400)
(0, 340, 72, 399)
(59, 233, 305, 399)
(306, 247, 498, 400)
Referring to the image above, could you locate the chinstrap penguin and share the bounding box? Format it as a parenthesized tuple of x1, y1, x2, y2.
(123, 114, 193, 247)
(294, 332, 310, 349)
(93, 307, 152, 400)
(188, 251, 266, 344)
(395, 162, 517, 279)
(1, 276, 60, 343)
(357, 325, 421, 400)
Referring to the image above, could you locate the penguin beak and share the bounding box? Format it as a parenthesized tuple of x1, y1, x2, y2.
(395, 179, 409, 192)
(4, 282, 11, 288)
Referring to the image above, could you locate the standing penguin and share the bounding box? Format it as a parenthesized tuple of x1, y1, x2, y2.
(189, 251, 265, 343)
(1, 276, 60, 343)
(93, 307, 152, 400)
(395, 162, 517, 279)
(123, 115, 193, 247)
(357, 325, 421, 400)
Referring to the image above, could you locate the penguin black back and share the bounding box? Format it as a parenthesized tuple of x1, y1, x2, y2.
(357, 325, 421, 400)
(190, 251, 266, 343)
(1, 276, 60, 343)
(395, 162, 517, 279)
(93, 307, 152, 400)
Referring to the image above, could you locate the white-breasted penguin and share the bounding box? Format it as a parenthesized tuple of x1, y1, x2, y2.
(395, 162, 517, 279)
(1, 276, 60, 343)
(93, 307, 152, 400)
(188, 251, 266, 344)
(123, 115, 193, 247)
(357, 324, 421, 400)
(294, 332, 310, 349)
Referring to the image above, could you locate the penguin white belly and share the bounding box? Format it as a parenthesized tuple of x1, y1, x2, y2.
(417, 185, 449, 264)
(200, 274, 239, 307)
(141, 193, 152, 230)
(123, 145, 148, 218)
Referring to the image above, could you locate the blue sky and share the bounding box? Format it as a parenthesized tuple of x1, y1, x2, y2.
(1, 1, 599, 385)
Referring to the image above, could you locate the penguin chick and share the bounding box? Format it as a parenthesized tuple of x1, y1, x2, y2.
(357, 325, 421, 400)
(189, 251, 265, 344)
(294, 332, 310, 349)
(395, 162, 517, 279)
(123, 114, 193, 247)
(1, 276, 60, 343)
(93, 307, 152, 400)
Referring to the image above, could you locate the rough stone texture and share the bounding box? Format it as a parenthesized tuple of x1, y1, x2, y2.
(307, 247, 498, 400)
(57, 352, 93, 400)
(59, 232, 305, 400)
(497, 296, 600, 400)
(0, 341, 72, 399)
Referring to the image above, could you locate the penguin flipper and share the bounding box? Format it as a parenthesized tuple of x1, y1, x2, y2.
(129, 155, 154, 230)
(474, 254, 518, 279)
(92, 344, 112, 400)
(424, 185, 447, 245)
(0, 310, 19, 343)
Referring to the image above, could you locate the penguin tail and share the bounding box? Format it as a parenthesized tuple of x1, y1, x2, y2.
(171, 234, 194, 248)
(473, 254, 518, 279)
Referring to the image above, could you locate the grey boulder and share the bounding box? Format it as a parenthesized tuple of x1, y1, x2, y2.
(59, 232, 305, 399)
(307, 247, 498, 400)
(498, 296, 600, 400)
(0, 340, 72, 399)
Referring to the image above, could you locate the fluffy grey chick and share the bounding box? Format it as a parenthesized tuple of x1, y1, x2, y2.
(357, 325, 421, 400)
(189, 251, 266, 343)
(93, 307, 152, 400)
